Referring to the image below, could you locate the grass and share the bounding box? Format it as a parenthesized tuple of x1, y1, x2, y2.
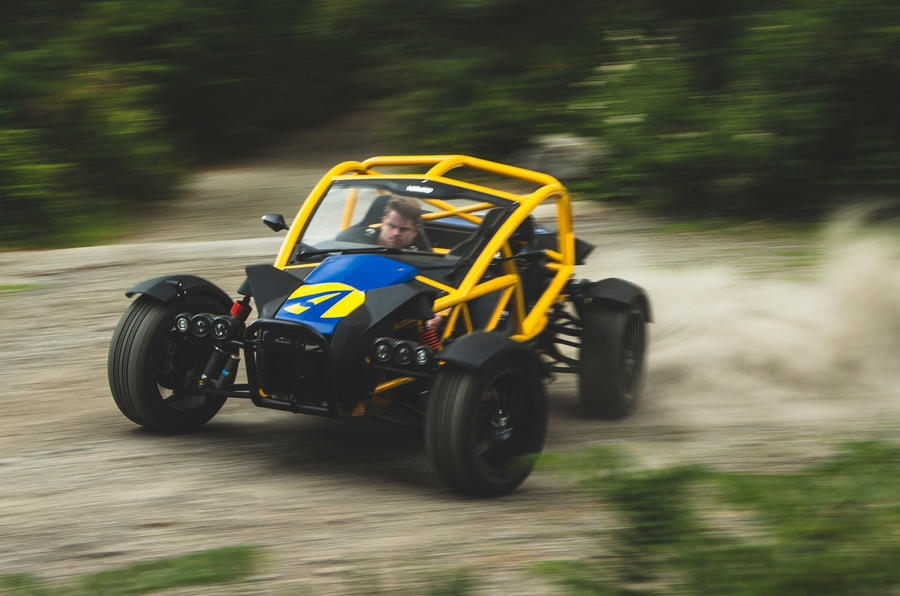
(0, 284, 43, 295)
(0, 546, 258, 596)
(539, 441, 900, 595)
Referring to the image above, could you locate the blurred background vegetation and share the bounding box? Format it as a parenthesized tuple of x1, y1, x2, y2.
(2, 0, 899, 246)
(540, 441, 900, 595)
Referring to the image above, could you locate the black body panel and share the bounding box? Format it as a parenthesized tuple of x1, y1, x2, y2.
(242, 264, 307, 319)
(440, 331, 545, 374)
(577, 277, 652, 321)
(125, 274, 232, 309)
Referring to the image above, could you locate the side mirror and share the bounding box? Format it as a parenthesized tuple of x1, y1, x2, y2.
(262, 214, 288, 233)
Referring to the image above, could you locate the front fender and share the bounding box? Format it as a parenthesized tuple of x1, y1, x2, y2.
(125, 274, 232, 310)
(578, 277, 652, 322)
(440, 331, 545, 375)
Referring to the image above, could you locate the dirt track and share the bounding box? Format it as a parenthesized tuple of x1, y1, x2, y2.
(1, 118, 898, 594)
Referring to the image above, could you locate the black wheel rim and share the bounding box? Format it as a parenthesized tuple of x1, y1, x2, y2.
(621, 312, 645, 394)
(156, 329, 210, 412)
(476, 370, 540, 473)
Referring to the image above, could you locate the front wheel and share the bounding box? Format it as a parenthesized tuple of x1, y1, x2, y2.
(426, 355, 548, 497)
(108, 294, 228, 433)
(578, 303, 647, 419)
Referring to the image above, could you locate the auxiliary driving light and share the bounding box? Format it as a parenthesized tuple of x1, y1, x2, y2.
(212, 316, 233, 340)
(190, 313, 213, 338)
(414, 345, 433, 366)
(393, 341, 415, 366)
(373, 337, 393, 362)
(175, 313, 191, 333)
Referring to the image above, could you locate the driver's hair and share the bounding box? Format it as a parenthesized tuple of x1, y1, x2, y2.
(383, 196, 422, 227)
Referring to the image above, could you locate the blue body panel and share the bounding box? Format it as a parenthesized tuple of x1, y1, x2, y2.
(303, 254, 418, 290)
(274, 254, 419, 336)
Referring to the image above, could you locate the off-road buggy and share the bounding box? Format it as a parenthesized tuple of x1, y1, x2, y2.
(109, 155, 651, 496)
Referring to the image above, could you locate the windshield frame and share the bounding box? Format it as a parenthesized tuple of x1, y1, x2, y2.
(284, 177, 516, 262)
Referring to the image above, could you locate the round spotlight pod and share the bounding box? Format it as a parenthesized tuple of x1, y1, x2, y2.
(174, 314, 191, 333)
(393, 341, 415, 366)
(212, 317, 232, 340)
(414, 345, 433, 366)
(374, 341, 393, 362)
(190, 313, 213, 338)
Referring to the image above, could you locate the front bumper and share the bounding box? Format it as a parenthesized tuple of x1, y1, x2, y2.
(243, 318, 337, 416)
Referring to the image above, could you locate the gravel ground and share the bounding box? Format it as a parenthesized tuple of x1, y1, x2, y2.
(1, 118, 898, 594)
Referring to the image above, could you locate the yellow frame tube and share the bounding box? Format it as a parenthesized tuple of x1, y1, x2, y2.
(415, 275, 456, 294)
(340, 188, 359, 230)
(275, 160, 369, 268)
(432, 274, 520, 313)
(419, 196, 483, 224)
(420, 201, 494, 222)
(373, 376, 415, 394)
(484, 285, 515, 331)
(331, 173, 524, 204)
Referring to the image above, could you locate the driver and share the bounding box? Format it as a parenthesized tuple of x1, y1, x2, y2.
(377, 196, 423, 249)
(377, 196, 444, 330)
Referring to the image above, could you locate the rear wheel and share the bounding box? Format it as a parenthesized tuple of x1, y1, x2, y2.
(108, 294, 229, 433)
(426, 355, 547, 497)
(578, 303, 647, 418)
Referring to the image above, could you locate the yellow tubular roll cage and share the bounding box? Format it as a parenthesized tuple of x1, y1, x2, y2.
(273, 155, 575, 351)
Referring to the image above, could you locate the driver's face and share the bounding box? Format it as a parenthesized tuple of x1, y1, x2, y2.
(379, 210, 419, 248)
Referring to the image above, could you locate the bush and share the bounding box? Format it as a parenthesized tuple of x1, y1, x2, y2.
(0, 39, 179, 246)
(370, 0, 604, 158)
(0, 0, 362, 246)
(575, 1, 900, 217)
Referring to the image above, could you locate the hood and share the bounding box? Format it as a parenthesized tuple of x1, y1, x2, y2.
(274, 254, 418, 335)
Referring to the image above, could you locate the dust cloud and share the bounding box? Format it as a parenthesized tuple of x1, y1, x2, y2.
(624, 211, 900, 430)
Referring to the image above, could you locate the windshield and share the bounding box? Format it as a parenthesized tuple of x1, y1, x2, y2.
(290, 180, 512, 262)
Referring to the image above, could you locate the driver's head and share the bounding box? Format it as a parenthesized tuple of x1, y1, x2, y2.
(378, 196, 422, 248)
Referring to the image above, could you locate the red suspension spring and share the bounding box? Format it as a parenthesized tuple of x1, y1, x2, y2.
(421, 326, 442, 351)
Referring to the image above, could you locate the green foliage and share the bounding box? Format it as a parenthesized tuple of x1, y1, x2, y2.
(0, 0, 360, 247)
(0, 546, 258, 596)
(71, 0, 360, 158)
(370, 0, 605, 158)
(3, 0, 900, 246)
(0, 11, 178, 247)
(542, 442, 900, 594)
(577, 1, 900, 217)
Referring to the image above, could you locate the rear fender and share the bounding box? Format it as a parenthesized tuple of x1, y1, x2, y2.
(125, 274, 232, 310)
(439, 331, 546, 376)
(577, 277, 652, 322)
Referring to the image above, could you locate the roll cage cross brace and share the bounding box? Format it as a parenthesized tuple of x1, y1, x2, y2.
(274, 155, 578, 343)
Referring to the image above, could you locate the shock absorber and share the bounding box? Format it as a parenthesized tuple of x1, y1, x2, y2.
(213, 353, 241, 389)
(420, 324, 442, 351)
(199, 345, 229, 388)
(198, 296, 250, 390)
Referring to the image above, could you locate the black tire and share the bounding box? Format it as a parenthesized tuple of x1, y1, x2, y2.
(578, 302, 647, 419)
(108, 294, 229, 433)
(425, 355, 548, 497)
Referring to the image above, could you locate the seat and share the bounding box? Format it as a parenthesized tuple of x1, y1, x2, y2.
(448, 207, 510, 257)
